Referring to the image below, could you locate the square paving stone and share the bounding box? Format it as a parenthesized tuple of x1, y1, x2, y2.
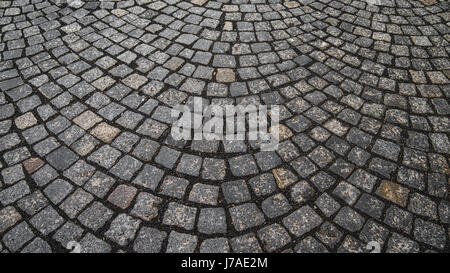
(63, 160, 96, 186)
(332, 181, 361, 206)
(198, 208, 227, 235)
(52, 221, 84, 247)
(17, 190, 48, 216)
(248, 173, 277, 197)
(384, 205, 413, 234)
(90, 122, 120, 143)
(290, 156, 317, 178)
(30, 206, 65, 235)
(295, 236, 329, 253)
(158, 176, 189, 199)
(154, 146, 181, 169)
(386, 233, 419, 253)
(257, 224, 291, 252)
(176, 154, 202, 177)
(20, 238, 52, 253)
(315, 222, 343, 249)
(73, 110, 102, 130)
(0, 180, 30, 205)
(228, 155, 259, 177)
(43, 179, 73, 204)
(334, 207, 365, 232)
(87, 145, 122, 169)
(132, 138, 160, 162)
(282, 205, 323, 237)
(200, 238, 230, 253)
(413, 218, 446, 250)
(59, 188, 94, 219)
(201, 158, 226, 180)
(376, 180, 410, 207)
(2, 222, 35, 252)
(166, 231, 198, 253)
(261, 193, 292, 218)
(359, 220, 390, 246)
(112, 132, 140, 153)
(355, 193, 385, 219)
(107, 184, 138, 210)
(22, 125, 49, 144)
(188, 183, 219, 206)
(46, 146, 79, 171)
(254, 151, 282, 171)
(1, 164, 25, 185)
(79, 233, 111, 253)
(77, 201, 113, 231)
(229, 203, 265, 232)
(272, 168, 298, 190)
(105, 214, 141, 246)
(133, 227, 167, 253)
(230, 233, 263, 253)
(131, 192, 162, 222)
(132, 164, 164, 191)
(110, 155, 143, 181)
(290, 180, 316, 204)
(221, 180, 251, 204)
(0, 206, 22, 233)
(83, 171, 116, 198)
(163, 202, 197, 230)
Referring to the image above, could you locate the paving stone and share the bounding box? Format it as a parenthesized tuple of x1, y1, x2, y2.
(87, 145, 122, 169)
(52, 221, 84, 247)
(283, 206, 323, 237)
(78, 202, 113, 231)
(158, 176, 189, 199)
(257, 224, 291, 252)
(83, 171, 116, 198)
(46, 146, 79, 171)
(80, 233, 111, 253)
(90, 122, 120, 143)
(230, 233, 263, 253)
(230, 203, 265, 232)
(295, 236, 329, 253)
(376, 180, 410, 207)
(2, 222, 35, 252)
(200, 238, 230, 253)
(386, 233, 420, 253)
(131, 192, 162, 222)
(166, 231, 197, 253)
(0, 206, 22, 233)
(189, 183, 219, 206)
(133, 227, 167, 253)
(132, 164, 164, 191)
(0, 180, 30, 205)
(44, 179, 73, 205)
(105, 214, 141, 246)
(110, 155, 143, 180)
(315, 222, 343, 249)
(59, 188, 94, 219)
(333, 207, 365, 232)
(413, 218, 446, 250)
(384, 205, 413, 234)
(163, 202, 197, 230)
(30, 206, 64, 235)
(107, 185, 137, 210)
(198, 208, 227, 235)
(229, 155, 259, 177)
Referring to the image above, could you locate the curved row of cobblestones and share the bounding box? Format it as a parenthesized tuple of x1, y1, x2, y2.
(0, 0, 448, 253)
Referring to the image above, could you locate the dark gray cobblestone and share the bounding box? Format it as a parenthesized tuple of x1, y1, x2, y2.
(0, 0, 449, 253)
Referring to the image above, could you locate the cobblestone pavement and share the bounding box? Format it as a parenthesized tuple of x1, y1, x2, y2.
(0, 0, 449, 253)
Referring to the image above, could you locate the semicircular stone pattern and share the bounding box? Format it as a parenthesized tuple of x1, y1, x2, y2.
(0, 0, 449, 253)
